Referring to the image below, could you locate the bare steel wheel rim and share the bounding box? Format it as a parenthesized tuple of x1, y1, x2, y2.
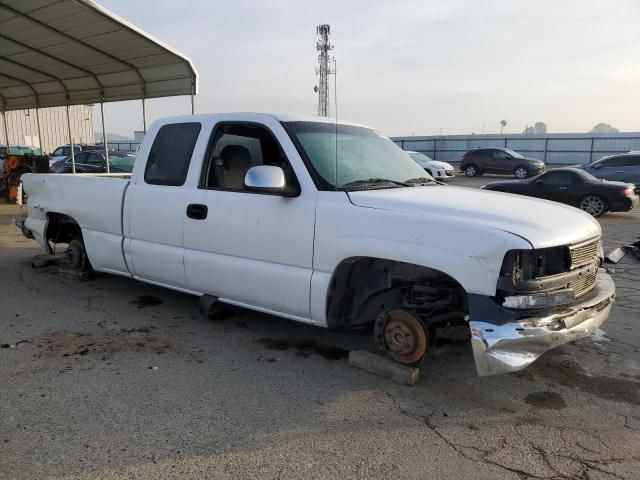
(580, 196, 604, 216)
(465, 166, 476, 177)
(515, 167, 528, 179)
(383, 310, 427, 364)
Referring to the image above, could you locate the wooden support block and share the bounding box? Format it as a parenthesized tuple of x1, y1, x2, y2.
(58, 267, 92, 282)
(349, 350, 421, 386)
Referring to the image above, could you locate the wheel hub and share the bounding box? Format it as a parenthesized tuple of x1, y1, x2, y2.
(379, 310, 428, 364)
(581, 196, 603, 216)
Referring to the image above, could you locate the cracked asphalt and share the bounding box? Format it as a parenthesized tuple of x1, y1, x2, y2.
(1, 175, 639, 480)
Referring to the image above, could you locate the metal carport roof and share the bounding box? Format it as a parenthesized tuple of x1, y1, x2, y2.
(0, 0, 199, 112)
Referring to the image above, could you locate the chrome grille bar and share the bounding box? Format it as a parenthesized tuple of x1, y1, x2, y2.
(569, 238, 600, 269)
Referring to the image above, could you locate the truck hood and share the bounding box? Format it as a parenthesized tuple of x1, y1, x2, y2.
(347, 186, 601, 249)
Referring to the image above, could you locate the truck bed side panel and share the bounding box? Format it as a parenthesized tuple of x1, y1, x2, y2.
(22, 174, 131, 275)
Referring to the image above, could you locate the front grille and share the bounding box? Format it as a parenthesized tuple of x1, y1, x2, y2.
(569, 239, 600, 269)
(570, 270, 597, 298)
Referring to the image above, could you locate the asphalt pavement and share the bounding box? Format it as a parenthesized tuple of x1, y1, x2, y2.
(1, 175, 639, 479)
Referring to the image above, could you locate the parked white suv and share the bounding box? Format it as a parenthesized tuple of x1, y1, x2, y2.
(20, 113, 614, 376)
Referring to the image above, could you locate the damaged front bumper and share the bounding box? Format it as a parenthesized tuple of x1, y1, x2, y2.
(469, 269, 615, 376)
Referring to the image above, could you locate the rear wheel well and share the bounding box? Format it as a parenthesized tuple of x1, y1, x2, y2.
(326, 257, 468, 331)
(46, 213, 83, 246)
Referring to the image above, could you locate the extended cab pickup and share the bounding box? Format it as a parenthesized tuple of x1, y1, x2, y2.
(21, 113, 616, 376)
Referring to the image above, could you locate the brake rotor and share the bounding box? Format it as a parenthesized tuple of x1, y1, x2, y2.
(380, 310, 427, 364)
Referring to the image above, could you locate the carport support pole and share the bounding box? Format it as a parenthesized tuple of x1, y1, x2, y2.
(66, 104, 76, 175)
(1, 110, 8, 150)
(35, 108, 43, 153)
(191, 80, 196, 115)
(101, 102, 109, 174)
(142, 98, 147, 133)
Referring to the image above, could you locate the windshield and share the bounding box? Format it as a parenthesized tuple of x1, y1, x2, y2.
(108, 153, 136, 172)
(285, 121, 429, 190)
(408, 152, 434, 163)
(504, 148, 525, 159)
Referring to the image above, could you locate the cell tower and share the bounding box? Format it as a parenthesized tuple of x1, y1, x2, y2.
(315, 24, 335, 117)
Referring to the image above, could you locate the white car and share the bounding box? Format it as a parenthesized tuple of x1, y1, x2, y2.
(407, 151, 455, 180)
(20, 112, 614, 377)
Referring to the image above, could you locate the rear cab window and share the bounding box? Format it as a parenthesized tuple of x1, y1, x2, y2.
(144, 123, 202, 186)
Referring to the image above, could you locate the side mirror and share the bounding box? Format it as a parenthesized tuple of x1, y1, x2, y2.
(244, 165, 286, 194)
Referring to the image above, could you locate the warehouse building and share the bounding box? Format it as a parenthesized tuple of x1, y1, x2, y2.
(1, 105, 94, 154)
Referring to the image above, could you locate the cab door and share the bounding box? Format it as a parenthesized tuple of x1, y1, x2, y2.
(125, 122, 203, 290)
(183, 120, 316, 318)
(534, 171, 575, 204)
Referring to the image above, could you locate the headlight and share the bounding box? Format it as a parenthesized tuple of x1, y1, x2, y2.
(503, 289, 575, 309)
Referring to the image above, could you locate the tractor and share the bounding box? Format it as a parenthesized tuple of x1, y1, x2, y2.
(0, 146, 50, 203)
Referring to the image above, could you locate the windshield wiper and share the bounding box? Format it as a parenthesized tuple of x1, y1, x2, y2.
(404, 177, 437, 185)
(340, 178, 411, 191)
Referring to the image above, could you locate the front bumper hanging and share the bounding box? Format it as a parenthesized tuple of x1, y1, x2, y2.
(469, 269, 615, 376)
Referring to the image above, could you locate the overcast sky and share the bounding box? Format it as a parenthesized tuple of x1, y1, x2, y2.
(95, 0, 640, 138)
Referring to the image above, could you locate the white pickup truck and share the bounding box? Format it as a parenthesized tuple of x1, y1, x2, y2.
(20, 113, 615, 376)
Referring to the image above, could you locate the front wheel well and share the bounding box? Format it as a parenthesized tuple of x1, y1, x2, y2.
(326, 257, 469, 330)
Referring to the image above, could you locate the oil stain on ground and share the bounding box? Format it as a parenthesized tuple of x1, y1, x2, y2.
(33, 328, 170, 360)
(532, 359, 640, 405)
(255, 338, 349, 360)
(130, 295, 163, 309)
(525, 391, 566, 410)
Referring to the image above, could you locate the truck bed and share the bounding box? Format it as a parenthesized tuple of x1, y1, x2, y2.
(22, 173, 131, 275)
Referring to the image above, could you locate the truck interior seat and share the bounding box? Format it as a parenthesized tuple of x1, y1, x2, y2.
(217, 144, 253, 189)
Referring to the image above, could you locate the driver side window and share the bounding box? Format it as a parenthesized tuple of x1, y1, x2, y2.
(493, 150, 510, 160)
(201, 123, 299, 194)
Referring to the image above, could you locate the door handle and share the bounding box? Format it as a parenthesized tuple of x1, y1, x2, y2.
(186, 203, 208, 220)
(616, 171, 625, 173)
(559, 187, 568, 190)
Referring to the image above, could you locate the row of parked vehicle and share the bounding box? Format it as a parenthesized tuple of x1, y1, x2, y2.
(459, 147, 640, 184)
(405, 147, 639, 217)
(49, 149, 136, 174)
(1, 143, 136, 202)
